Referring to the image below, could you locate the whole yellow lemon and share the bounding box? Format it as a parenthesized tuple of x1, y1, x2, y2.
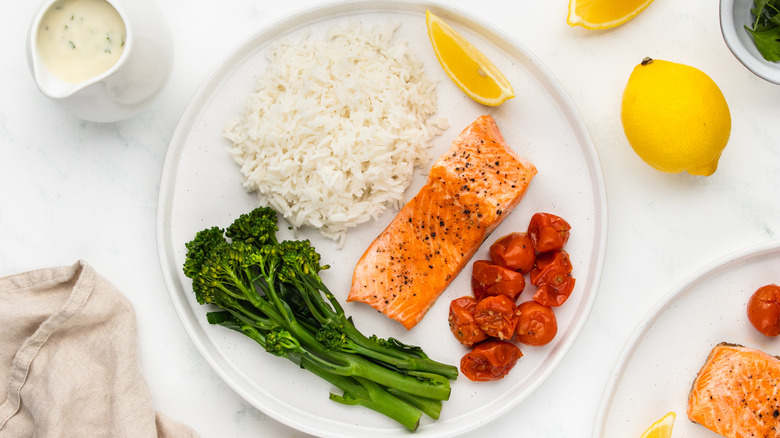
(620, 58, 731, 176)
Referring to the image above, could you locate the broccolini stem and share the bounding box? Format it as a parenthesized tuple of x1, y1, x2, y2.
(340, 323, 459, 379)
(256, 259, 297, 325)
(222, 274, 453, 401)
(282, 316, 452, 401)
(386, 387, 442, 420)
(290, 275, 458, 380)
(221, 307, 278, 332)
(210, 311, 423, 431)
(308, 368, 422, 431)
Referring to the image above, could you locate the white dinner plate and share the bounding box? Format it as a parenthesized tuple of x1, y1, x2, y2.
(594, 240, 780, 437)
(157, 1, 607, 436)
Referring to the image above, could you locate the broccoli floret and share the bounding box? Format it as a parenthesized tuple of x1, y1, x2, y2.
(264, 329, 302, 357)
(191, 242, 252, 306)
(182, 226, 225, 280)
(225, 206, 279, 248)
(181, 206, 458, 431)
(278, 239, 328, 277)
(315, 327, 359, 354)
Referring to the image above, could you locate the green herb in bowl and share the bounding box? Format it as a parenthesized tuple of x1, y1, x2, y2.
(745, 0, 780, 62)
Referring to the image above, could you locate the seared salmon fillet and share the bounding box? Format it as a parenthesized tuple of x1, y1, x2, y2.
(348, 115, 537, 329)
(688, 342, 780, 437)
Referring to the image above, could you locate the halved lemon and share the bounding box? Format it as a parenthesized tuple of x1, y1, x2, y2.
(567, 0, 655, 30)
(640, 411, 676, 438)
(425, 10, 514, 106)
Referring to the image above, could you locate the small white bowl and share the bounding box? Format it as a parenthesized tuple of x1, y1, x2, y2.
(720, 0, 780, 84)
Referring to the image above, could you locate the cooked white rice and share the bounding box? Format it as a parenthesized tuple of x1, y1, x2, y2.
(223, 21, 448, 245)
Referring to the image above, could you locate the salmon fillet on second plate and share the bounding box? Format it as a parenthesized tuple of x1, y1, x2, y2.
(688, 342, 780, 437)
(348, 115, 537, 329)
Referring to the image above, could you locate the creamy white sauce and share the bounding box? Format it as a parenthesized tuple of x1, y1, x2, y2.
(36, 0, 126, 84)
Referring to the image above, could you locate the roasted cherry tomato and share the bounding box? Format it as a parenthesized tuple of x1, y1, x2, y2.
(489, 232, 536, 273)
(530, 250, 573, 285)
(460, 339, 523, 381)
(528, 212, 571, 253)
(473, 295, 518, 340)
(448, 296, 489, 347)
(471, 260, 526, 301)
(530, 250, 575, 307)
(747, 284, 780, 337)
(515, 300, 558, 346)
(533, 278, 576, 307)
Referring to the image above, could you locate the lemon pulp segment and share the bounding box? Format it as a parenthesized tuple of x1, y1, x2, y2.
(640, 411, 676, 438)
(426, 10, 514, 106)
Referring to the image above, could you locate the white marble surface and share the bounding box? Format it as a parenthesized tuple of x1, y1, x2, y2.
(2, 0, 780, 437)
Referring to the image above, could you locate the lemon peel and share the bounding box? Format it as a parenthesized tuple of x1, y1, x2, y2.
(567, 0, 655, 30)
(640, 411, 676, 438)
(425, 10, 514, 106)
(620, 57, 731, 176)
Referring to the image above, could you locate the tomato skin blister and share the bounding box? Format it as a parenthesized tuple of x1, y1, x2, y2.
(532, 278, 575, 307)
(530, 250, 575, 307)
(529, 250, 572, 285)
(460, 339, 522, 381)
(471, 260, 526, 302)
(747, 284, 780, 337)
(515, 300, 557, 346)
(489, 232, 536, 273)
(473, 295, 518, 340)
(449, 296, 489, 347)
(528, 212, 571, 253)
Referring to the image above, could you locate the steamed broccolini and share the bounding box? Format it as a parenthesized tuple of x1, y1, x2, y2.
(182, 207, 458, 431)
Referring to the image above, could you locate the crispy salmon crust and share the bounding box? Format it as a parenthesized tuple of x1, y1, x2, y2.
(688, 342, 780, 437)
(347, 115, 537, 329)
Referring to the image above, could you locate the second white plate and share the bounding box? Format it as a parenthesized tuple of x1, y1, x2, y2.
(595, 240, 780, 437)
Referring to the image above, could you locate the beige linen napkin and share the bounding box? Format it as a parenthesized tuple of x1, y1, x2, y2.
(0, 260, 198, 438)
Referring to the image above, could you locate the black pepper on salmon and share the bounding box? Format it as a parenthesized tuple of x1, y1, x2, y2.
(688, 342, 780, 437)
(348, 115, 537, 329)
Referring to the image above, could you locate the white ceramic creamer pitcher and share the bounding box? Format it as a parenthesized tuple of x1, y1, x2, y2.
(27, 0, 173, 122)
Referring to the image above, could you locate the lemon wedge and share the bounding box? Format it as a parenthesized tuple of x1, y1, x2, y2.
(640, 411, 676, 438)
(425, 10, 514, 106)
(567, 0, 655, 30)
